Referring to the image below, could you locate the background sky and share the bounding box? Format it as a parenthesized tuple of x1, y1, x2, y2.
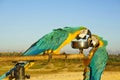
(0, 0, 120, 54)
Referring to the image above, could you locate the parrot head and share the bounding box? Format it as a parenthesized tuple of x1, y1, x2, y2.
(63, 26, 91, 40)
(90, 34, 108, 48)
(76, 28, 92, 49)
(90, 35, 99, 47)
(76, 29, 91, 40)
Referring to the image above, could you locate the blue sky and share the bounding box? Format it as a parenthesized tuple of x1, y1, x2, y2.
(0, 0, 120, 53)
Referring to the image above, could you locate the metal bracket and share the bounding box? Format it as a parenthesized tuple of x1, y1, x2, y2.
(9, 61, 30, 80)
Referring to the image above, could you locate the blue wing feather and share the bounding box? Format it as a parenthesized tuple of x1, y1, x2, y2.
(89, 47, 108, 80)
(23, 29, 68, 56)
(84, 38, 108, 80)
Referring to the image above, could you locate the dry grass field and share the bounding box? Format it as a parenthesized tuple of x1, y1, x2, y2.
(27, 71, 120, 80)
(2, 71, 120, 80)
(0, 52, 120, 80)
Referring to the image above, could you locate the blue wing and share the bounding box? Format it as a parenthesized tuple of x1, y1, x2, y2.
(89, 47, 108, 80)
(23, 29, 68, 56)
(84, 39, 108, 80)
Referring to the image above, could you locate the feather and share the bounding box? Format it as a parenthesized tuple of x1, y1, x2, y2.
(84, 37, 108, 80)
(23, 29, 68, 55)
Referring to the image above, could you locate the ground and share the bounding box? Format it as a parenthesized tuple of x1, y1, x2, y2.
(26, 71, 120, 80)
(1, 54, 120, 80)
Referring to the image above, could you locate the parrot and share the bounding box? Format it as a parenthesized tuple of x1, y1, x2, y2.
(83, 35, 108, 80)
(23, 26, 88, 55)
(0, 26, 88, 79)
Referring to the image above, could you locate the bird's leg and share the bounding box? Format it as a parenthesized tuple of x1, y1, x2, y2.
(47, 50, 53, 63)
(43, 50, 53, 63)
(48, 53, 52, 63)
(43, 51, 47, 55)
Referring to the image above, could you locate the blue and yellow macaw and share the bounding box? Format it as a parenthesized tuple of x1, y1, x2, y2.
(0, 27, 108, 80)
(83, 35, 108, 80)
(0, 26, 88, 79)
(23, 27, 87, 55)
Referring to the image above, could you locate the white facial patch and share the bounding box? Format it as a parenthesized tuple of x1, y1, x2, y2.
(79, 29, 88, 38)
(91, 36, 99, 46)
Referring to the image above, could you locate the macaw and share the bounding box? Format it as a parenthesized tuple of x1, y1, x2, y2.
(23, 26, 88, 55)
(83, 35, 108, 80)
(0, 26, 88, 79)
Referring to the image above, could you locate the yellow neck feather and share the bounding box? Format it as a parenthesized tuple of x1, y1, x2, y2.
(53, 31, 80, 54)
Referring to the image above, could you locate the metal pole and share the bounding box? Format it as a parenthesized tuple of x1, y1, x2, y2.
(14, 62, 25, 80)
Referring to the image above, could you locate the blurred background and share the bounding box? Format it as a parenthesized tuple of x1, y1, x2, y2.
(0, 0, 120, 54)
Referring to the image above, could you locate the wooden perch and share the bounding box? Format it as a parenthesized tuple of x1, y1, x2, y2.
(0, 54, 85, 62)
